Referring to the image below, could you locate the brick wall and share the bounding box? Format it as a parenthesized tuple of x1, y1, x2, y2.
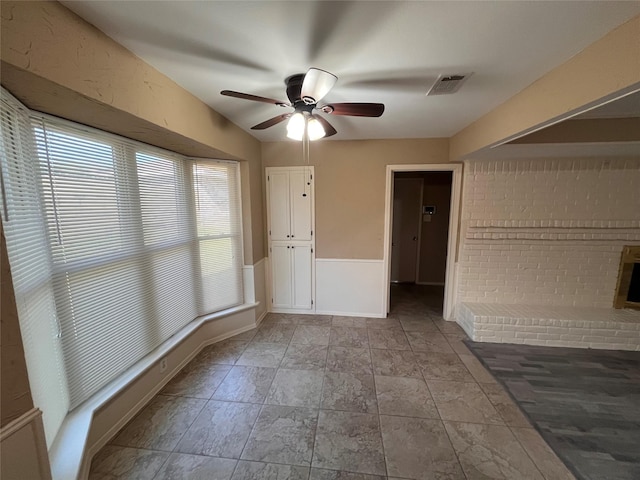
(457, 157, 640, 308)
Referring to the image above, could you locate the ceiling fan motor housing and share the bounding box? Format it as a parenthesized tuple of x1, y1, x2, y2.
(285, 74, 305, 104)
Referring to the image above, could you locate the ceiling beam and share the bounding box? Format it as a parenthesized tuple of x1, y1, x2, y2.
(509, 117, 640, 144)
(450, 14, 640, 161)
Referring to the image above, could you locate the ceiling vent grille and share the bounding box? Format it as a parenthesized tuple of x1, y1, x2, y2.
(426, 73, 473, 96)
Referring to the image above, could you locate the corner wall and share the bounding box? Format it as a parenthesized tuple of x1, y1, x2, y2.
(457, 157, 640, 308)
(262, 138, 452, 316)
(0, 0, 265, 264)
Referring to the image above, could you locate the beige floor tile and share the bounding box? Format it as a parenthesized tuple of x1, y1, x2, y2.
(374, 375, 438, 419)
(154, 454, 237, 480)
(511, 427, 576, 480)
(112, 395, 206, 451)
(312, 410, 386, 476)
(428, 380, 504, 425)
(380, 415, 464, 479)
(480, 383, 531, 427)
(89, 445, 169, 480)
(321, 372, 377, 413)
(444, 421, 545, 480)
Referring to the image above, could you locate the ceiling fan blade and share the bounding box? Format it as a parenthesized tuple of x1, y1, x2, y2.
(251, 114, 291, 130)
(301, 68, 337, 104)
(321, 102, 385, 117)
(313, 115, 337, 138)
(221, 90, 289, 106)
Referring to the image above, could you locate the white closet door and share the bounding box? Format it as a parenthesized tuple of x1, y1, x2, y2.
(289, 170, 312, 241)
(268, 171, 291, 241)
(271, 244, 292, 308)
(291, 244, 312, 309)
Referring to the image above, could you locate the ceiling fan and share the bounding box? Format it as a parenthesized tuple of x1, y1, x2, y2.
(221, 68, 385, 140)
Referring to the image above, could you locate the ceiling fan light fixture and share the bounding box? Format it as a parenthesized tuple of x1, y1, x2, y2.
(286, 112, 306, 140)
(301, 68, 338, 105)
(307, 117, 325, 141)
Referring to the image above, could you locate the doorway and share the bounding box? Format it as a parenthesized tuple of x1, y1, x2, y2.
(390, 177, 423, 283)
(383, 164, 462, 320)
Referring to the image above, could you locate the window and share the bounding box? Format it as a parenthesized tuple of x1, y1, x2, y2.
(0, 89, 244, 445)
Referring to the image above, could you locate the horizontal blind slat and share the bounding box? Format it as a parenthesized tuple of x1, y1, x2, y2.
(2, 88, 245, 434)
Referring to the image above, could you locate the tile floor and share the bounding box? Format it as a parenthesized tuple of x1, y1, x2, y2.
(89, 285, 575, 479)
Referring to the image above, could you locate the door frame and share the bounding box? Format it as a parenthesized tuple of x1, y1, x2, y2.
(382, 164, 463, 320)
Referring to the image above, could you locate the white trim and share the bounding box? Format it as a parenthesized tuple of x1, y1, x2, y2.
(50, 302, 259, 480)
(314, 310, 385, 318)
(315, 258, 382, 264)
(270, 308, 320, 315)
(255, 308, 268, 326)
(252, 257, 266, 268)
(383, 164, 463, 320)
(80, 321, 256, 479)
(242, 265, 256, 304)
(0, 408, 44, 441)
(315, 258, 385, 317)
(0, 408, 51, 480)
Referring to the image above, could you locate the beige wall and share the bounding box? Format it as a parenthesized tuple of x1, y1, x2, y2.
(262, 138, 450, 259)
(450, 14, 640, 160)
(1, 224, 34, 428)
(0, 0, 265, 262)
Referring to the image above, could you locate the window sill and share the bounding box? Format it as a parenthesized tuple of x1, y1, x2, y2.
(49, 302, 259, 480)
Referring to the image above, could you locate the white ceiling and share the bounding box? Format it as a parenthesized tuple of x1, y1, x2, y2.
(62, 1, 640, 142)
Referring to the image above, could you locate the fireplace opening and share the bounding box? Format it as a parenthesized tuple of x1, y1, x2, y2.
(628, 264, 640, 304)
(614, 246, 640, 309)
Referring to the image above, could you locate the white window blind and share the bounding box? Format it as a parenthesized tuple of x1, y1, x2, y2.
(1, 88, 244, 443)
(0, 90, 70, 446)
(193, 161, 244, 313)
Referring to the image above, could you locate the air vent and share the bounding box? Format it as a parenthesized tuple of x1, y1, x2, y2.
(426, 73, 473, 96)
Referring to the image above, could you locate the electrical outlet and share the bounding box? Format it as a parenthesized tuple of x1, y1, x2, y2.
(160, 358, 168, 373)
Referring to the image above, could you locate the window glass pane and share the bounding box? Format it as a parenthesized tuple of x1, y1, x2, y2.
(137, 151, 184, 245)
(34, 126, 123, 262)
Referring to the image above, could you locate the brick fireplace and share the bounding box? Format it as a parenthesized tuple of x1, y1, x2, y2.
(455, 157, 640, 351)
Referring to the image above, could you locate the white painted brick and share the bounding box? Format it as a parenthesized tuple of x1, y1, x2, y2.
(457, 158, 640, 309)
(457, 302, 640, 351)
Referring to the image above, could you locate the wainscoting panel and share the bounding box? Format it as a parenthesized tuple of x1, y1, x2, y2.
(315, 259, 385, 317)
(0, 408, 51, 480)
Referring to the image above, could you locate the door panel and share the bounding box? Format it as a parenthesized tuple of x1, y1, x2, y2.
(391, 177, 422, 282)
(291, 244, 312, 309)
(271, 244, 292, 308)
(289, 170, 312, 241)
(268, 172, 290, 241)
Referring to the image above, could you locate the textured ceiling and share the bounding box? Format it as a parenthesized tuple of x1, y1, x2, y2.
(62, 1, 640, 142)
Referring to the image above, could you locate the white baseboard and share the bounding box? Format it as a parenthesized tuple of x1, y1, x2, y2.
(314, 310, 385, 318)
(270, 308, 316, 315)
(49, 303, 260, 480)
(82, 318, 258, 479)
(255, 309, 268, 325)
(315, 259, 385, 317)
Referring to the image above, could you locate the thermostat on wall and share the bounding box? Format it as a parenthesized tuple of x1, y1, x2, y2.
(423, 206, 436, 215)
